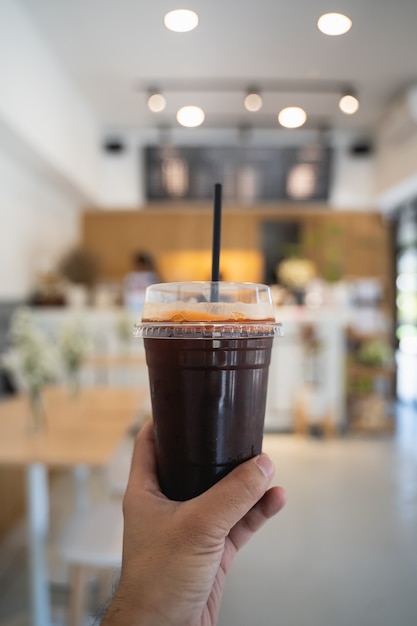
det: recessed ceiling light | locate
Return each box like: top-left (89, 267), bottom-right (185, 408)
top-left (176, 105), bottom-right (205, 127)
top-left (148, 93), bottom-right (166, 112)
top-left (164, 9), bottom-right (199, 32)
top-left (317, 12), bottom-right (352, 36)
top-left (278, 106), bottom-right (307, 129)
top-left (339, 94), bottom-right (359, 115)
top-left (244, 92), bottom-right (263, 112)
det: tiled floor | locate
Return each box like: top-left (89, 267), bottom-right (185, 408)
top-left (219, 414), bottom-right (417, 626)
top-left (1, 405), bottom-right (417, 626)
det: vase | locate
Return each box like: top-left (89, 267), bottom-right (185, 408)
top-left (65, 284), bottom-right (89, 308)
top-left (27, 389), bottom-right (47, 434)
top-left (68, 369), bottom-right (82, 400)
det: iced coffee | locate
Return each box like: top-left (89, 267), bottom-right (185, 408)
top-left (135, 282), bottom-right (282, 501)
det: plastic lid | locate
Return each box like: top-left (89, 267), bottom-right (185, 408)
top-left (133, 321), bottom-right (284, 339)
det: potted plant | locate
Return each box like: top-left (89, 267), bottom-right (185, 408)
top-left (59, 247), bottom-right (100, 307)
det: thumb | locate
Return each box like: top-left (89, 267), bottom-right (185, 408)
top-left (187, 454), bottom-right (276, 537)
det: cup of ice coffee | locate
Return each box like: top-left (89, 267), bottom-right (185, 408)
top-left (134, 281), bottom-right (283, 501)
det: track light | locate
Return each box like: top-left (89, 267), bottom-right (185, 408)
top-left (339, 91), bottom-right (359, 115)
top-left (244, 88), bottom-right (263, 112)
top-left (148, 90), bottom-right (166, 112)
top-left (176, 105), bottom-right (205, 127)
top-left (278, 106), bottom-right (307, 129)
top-left (140, 79), bottom-right (360, 129)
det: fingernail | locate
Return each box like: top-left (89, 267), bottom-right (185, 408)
top-left (255, 454), bottom-right (275, 480)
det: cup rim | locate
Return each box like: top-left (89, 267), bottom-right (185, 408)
top-left (147, 281), bottom-right (271, 289)
top-left (133, 321), bottom-right (284, 339)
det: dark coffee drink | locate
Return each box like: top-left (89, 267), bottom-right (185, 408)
top-left (135, 282), bottom-right (282, 501)
top-left (144, 331), bottom-right (273, 500)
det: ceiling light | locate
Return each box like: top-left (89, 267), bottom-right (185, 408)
top-left (164, 9), bottom-right (199, 32)
top-left (148, 92), bottom-right (166, 112)
top-left (317, 12), bottom-right (352, 36)
top-left (176, 105), bottom-right (205, 127)
top-left (278, 106), bottom-right (307, 129)
top-left (339, 93), bottom-right (359, 115)
top-left (244, 90), bottom-right (263, 112)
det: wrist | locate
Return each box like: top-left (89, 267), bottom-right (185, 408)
top-left (101, 587), bottom-right (172, 626)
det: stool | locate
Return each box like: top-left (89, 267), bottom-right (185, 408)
top-left (294, 384), bottom-right (337, 437)
top-left (60, 499), bottom-right (123, 626)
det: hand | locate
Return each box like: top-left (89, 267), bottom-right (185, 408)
top-left (102, 421), bottom-right (286, 626)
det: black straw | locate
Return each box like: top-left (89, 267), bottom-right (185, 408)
top-left (210, 183), bottom-right (222, 301)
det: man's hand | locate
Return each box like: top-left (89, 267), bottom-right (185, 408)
top-left (102, 421), bottom-right (286, 626)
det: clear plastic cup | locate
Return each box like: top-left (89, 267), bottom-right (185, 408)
top-left (134, 281), bottom-right (283, 500)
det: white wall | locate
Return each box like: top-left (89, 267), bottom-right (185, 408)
top-left (375, 133), bottom-right (417, 212)
top-left (97, 136), bottom-right (141, 208)
top-left (0, 145), bottom-right (81, 299)
top-left (329, 133), bottom-right (376, 210)
top-left (0, 0), bottom-right (103, 299)
top-left (373, 86), bottom-right (417, 211)
top-left (0, 0), bottom-right (99, 202)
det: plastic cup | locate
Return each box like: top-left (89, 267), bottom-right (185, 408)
top-left (134, 281), bottom-right (283, 501)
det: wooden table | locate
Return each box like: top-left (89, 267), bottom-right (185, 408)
top-left (83, 353), bottom-right (147, 386)
top-left (0, 386), bottom-right (148, 626)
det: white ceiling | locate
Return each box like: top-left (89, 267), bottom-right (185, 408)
top-left (21, 0), bottom-right (417, 138)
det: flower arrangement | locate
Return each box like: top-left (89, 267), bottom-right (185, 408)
top-left (277, 257), bottom-right (317, 290)
top-left (1, 308), bottom-right (58, 431)
top-left (115, 311), bottom-right (135, 346)
top-left (58, 318), bottom-right (90, 395)
top-left (3, 308), bottom-right (57, 393)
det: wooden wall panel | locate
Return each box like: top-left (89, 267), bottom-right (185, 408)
top-left (82, 205), bottom-right (392, 299)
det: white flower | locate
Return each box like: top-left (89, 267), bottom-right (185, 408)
top-left (58, 318), bottom-right (90, 373)
top-left (277, 258), bottom-right (316, 289)
top-left (2, 308), bottom-right (57, 393)
top-left (115, 311), bottom-right (134, 344)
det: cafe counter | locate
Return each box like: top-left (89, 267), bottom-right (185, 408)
top-left (29, 305), bottom-right (349, 432)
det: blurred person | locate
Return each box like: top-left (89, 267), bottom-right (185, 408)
top-left (123, 252), bottom-right (159, 315)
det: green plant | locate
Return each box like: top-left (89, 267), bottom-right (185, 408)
top-left (59, 247), bottom-right (100, 286)
top-left (357, 339), bottom-right (393, 368)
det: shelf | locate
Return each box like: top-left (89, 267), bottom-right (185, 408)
top-left (348, 364), bottom-right (395, 378)
top-left (345, 313), bottom-right (395, 434)
top-left (349, 418), bottom-right (395, 435)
